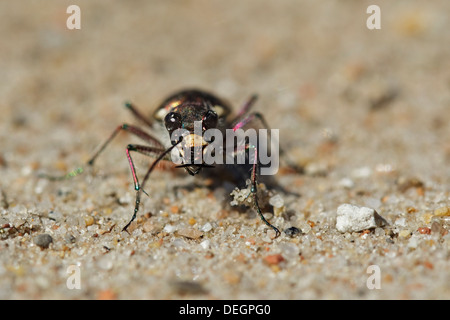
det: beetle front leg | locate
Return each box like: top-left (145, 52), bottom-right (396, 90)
top-left (123, 140), bottom-right (182, 232)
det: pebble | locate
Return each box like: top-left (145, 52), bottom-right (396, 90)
top-left (143, 221), bottom-right (153, 233)
top-left (97, 255), bottom-right (114, 271)
top-left (33, 234), bottom-right (53, 249)
top-left (417, 227), bottom-right (431, 235)
top-left (398, 230), bottom-right (411, 238)
top-left (163, 224), bottom-right (176, 233)
top-left (201, 222), bottom-right (213, 232)
top-left (394, 217), bottom-right (407, 228)
top-left (200, 239), bottom-right (210, 250)
top-left (298, 221), bottom-right (312, 234)
top-left (269, 195), bottom-right (285, 216)
top-left (264, 254), bottom-right (285, 265)
top-left (434, 206), bottom-right (450, 217)
top-left (64, 234), bottom-right (76, 244)
top-left (351, 166), bottom-right (372, 179)
top-left (84, 216), bottom-right (95, 227)
top-left (338, 177), bottom-right (355, 189)
top-left (336, 204), bottom-right (387, 233)
top-left (430, 221), bottom-right (446, 236)
top-left (284, 226), bottom-right (302, 237)
top-left (177, 228), bottom-right (203, 239)
top-left (143, 221), bottom-right (162, 234)
top-left (269, 195), bottom-right (284, 208)
top-left (266, 229), bottom-right (278, 240)
top-left (408, 236), bottom-right (419, 249)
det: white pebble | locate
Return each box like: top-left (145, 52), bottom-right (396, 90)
top-left (298, 221), bottom-right (312, 234)
top-left (351, 166), bottom-right (372, 179)
top-left (269, 195), bottom-right (284, 208)
top-left (336, 204), bottom-right (387, 233)
top-left (394, 217), bottom-right (406, 228)
top-left (338, 177), bottom-right (354, 189)
top-left (96, 255), bottom-right (113, 270)
top-left (163, 224), bottom-right (176, 233)
top-left (201, 222), bottom-right (213, 232)
top-left (200, 240), bottom-right (210, 250)
top-left (408, 235), bottom-right (419, 249)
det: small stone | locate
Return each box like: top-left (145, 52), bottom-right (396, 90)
top-left (338, 177), bottom-right (354, 189)
top-left (298, 221), bottom-right (312, 234)
top-left (199, 239), bottom-right (210, 250)
top-left (143, 221), bottom-right (153, 233)
top-left (394, 217), bottom-right (407, 228)
top-left (398, 230), bottom-right (411, 238)
top-left (264, 254), bottom-right (285, 265)
top-left (418, 227), bottom-right (431, 235)
top-left (229, 185), bottom-right (252, 206)
top-left (434, 206), bottom-right (450, 217)
top-left (421, 213), bottom-right (434, 224)
top-left (406, 207), bottom-right (417, 214)
top-left (351, 166), bottom-right (372, 179)
top-left (97, 255), bottom-right (113, 270)
top-left (284, 226), bottom-right (302, 237)
top-left (163, 224), bottom-right (176, 233)
top-left (267, 229), bottom-right (278, 239)
top-left (336, 204), bottom-right (387, 233)
top-left (269, 195), bottom-right (284, 208)
top-left (33, 234), bottom-right (53, 249)
top-left (430, 221), bottom-right (445, 236)
top-left (408, 235), bottom-right (419, 248)
top-left (177, 228), bottom-right (203, 239)
top-left (201, 222), bottom-right (213, 232)
top-left (84, 216), bottom-right (95, 227)
top-left (64, 234), bottom-right (76, 244)
top-left (273, 206), bottom-right (285, 217)
top-left (143, 221), bottom-right (162, 234)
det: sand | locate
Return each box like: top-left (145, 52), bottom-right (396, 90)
top-left (0, 0), bottom-right (449, 299)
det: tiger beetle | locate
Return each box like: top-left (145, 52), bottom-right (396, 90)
top-left (46, 89), bottom-right (284, 237)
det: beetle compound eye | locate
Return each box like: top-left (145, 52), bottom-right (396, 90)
top-left (164, 112), bottom-right (182, 132)
top-left (202, 110), bottom-right (218, 130)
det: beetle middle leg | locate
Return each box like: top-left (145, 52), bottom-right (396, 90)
top-left (87, 123), bottom-right (164, 166)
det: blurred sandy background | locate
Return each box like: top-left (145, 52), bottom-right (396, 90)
top-left (0, 0), bottom-right (449, 299)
